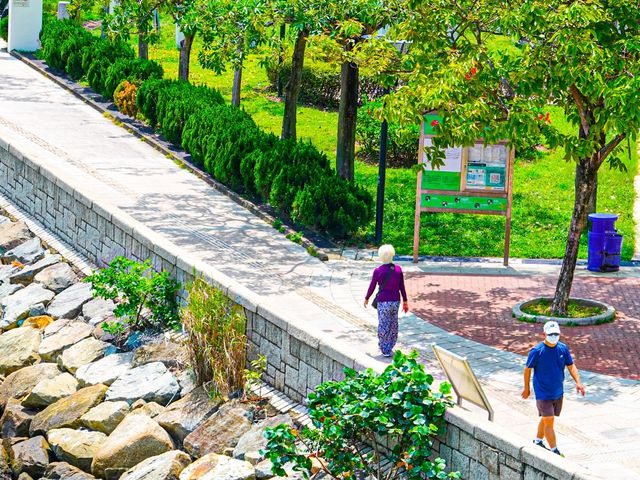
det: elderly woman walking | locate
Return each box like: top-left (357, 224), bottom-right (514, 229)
top-left (364, 244), bottom-right (408, 357)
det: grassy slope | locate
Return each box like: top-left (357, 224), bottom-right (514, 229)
top-left (148, 25), bottom-right (637, 259)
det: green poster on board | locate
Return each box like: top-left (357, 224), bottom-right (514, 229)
top-left (422, 171), bottom-right (461, 191)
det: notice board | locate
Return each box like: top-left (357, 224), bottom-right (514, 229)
top-left (413, 114), bottom-right (515, 265)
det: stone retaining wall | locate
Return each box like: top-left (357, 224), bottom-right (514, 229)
top-left (0, 138), bottom-right (598, 480)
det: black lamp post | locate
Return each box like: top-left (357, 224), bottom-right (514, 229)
top-left (375, 86), bottom-right (391, 244)
top-left (373, 38), bottom-right (411, 245)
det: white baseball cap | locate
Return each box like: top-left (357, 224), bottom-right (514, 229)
top-left (543, 321), bottom-right (561, 335)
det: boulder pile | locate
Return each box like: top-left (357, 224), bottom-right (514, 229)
top-left (0, 214), bottom-right (297, 480)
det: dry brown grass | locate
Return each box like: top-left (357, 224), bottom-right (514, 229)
top-left (181, 278), bottom-right (247, 399)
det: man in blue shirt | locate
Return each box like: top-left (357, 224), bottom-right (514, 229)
top-left (522, 321), bottom-right (585, 456)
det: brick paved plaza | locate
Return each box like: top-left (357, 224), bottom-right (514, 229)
top-left (406, 272), bottom-right (640, 380)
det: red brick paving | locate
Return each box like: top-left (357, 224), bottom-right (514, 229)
top-left (405, 272), bottom-right (640, 380)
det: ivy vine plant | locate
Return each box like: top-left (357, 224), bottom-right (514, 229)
top-left (263, 351), bottom-right (460, 480)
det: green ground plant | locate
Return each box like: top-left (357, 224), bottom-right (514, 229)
top-left (85, 256), bottom-right (180, 331)
top-left (263, 351), bottom-right (459, 480)
top-left (521, 299), bottom-right (605, 319)
top-left (181, 278), bottom-right (248, 400)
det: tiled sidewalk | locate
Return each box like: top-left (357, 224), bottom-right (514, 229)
top-left (405, 272), bottom-right (640, 380)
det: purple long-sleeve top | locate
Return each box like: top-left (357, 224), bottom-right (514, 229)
top-left (365, 264), bottom-right (407, 303)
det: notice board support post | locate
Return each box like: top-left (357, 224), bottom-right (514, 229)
top-left (413, 169), bottom-right (423, 263)
top-left (503, 149), bottom-right (515, 267)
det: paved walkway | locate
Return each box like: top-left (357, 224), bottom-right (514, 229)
top-left (1, 47), bottom-right (639, 479)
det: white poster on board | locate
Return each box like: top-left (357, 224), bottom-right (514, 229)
top-left (422, 137), bottom-right (463, 173)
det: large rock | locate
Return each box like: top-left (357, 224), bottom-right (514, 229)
top-left (76, 352), bottom-right (134, 387)
top-left (131, 342), bottom-right (187, 370)
top-left (0, 326), bottom-right (41, 375)
top-left (183, 401), bottom-right (252, 458)
top-left (0, 221), bottom-right (31, 253)
top-left (120, 450), bottom-right (191, 480)
top-left (155, 387), bottom-right (220, 445)
top-left (34, 263), bottom-right (78, 294)
top-left (2, 238), bottom-right (44, 265)
top-left (0, 281), bottom-right (22, 302)
top-left (29, 384), bottom-right (108, 436)
top-left (22, 373), bottom-right (79, 409)
top-left (0, 398), bottom-right (37, 437)
top-left (79, 401), bottom-right (129, 435)
top-left (91, 413), bottom-right (174, 478)
top-left (0, 444), bottom-right (11, 480)
top-left (9, 436), bottom-right (50, 478)
top-left (47, 428), bottom-right (107, 472)
top-left (44, 461), bottom-right (97, 479)
top-left (0, 363), bottom-right (60, 409)
top-left (0, 264), bottom-right (17, 283)
top-left (47, 283), bottom-right (94, 320)
top-left (22, 315), bottom-right (55, 330)
top-left (82, 298), bottom-right (116, 326)
top-left (233, 414), bottom-right (292, 461)
top-left (0, 284), bottom-right (55, 330)
top-left (178, 454), bottom-right (255, 480)
top-left (130, 401), bottom-right (165, 419)
top-left (38, 320), bottom-right (93, 362)
top-left (59, 338), bottom-right (116, 374)
top-left (10, 255), bottom-right (61, 286)
top-left (106, 362), bottom-right (180, 405)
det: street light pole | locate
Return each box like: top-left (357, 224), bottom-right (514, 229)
top-left (375, 87), bottom-right (391, 245)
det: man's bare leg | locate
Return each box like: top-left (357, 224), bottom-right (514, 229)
top-left (541, 416), bottom-right (556, 449)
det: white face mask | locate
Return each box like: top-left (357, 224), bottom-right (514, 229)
top-left (546, 334), bottom-right (560, 345)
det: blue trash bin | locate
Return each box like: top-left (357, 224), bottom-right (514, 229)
top-left (588, 213), bottom-right (619, 233)
top-left (587, 213), bottom-right (623, 272)
top-left (602, 233), bottom-right (623, 272)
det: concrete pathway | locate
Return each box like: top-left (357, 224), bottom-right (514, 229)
top-left (1, 48), bottom-right (639, 479)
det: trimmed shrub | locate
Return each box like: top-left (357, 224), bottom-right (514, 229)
top-left (0, 16), bottom-right (8, 41)
top-left (293, 174), bottom-right (374, 237)
top-left (356, 99), bottom-right (420, 168)
top-left (60, 29), bottom-right (94, 79)
top-left (114, 80), bottom-right (139, 118)
top-left (143, 80), bottom-right (225, 144)
top-left (40, 19), bottom-right (84, 71)
top-left (136, 78), bottom-right (169, 127)
top-left (268, 141), bottom-right (331, 212)
top-left (268, 60), bottom-right (385, 110)
top-left (103, 57), bottom-right (163, 100)
top-left (82, 39), bottom-right (134, 96)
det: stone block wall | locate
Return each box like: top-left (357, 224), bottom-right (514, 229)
top-left (0, 138), bottom-right (598, 480)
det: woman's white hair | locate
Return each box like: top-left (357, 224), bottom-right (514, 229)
top-left (378, 244), bottom-right (395, 264)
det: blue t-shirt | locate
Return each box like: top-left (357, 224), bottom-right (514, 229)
top-left (525, 341), bottom-right (574, 401)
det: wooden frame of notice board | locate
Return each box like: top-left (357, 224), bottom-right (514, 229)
top-left (413, 115), bottom-right (515, 266)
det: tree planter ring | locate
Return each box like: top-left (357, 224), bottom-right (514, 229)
top-left (512, 297), bottom-right (615, 326)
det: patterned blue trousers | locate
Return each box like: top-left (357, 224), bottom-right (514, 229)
top-left (377, 301), bottom-right (400, 356)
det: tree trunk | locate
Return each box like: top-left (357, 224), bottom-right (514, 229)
top-left (576, 164), bottom-right (597, 216)
top-left (178, 33), bottom-right (194, 82)
top-left (281, 28), bottom-right (309, 141)
top-left (138, 34), bottom-right (148, 60)
top-left (231, 37), bottom-right (244, 107)
top-left (232, 66), bottom-right (243, 107)
top-left (336, 60), bottom-right (359, 181)
top-left (551, 159), bottom-right (598, 315)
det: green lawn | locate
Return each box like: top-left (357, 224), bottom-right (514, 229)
top-left (147, 24), bottom-right (637, 259)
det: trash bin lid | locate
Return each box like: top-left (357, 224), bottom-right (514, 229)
top-left (588, 213), bottom-right (619, 221)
